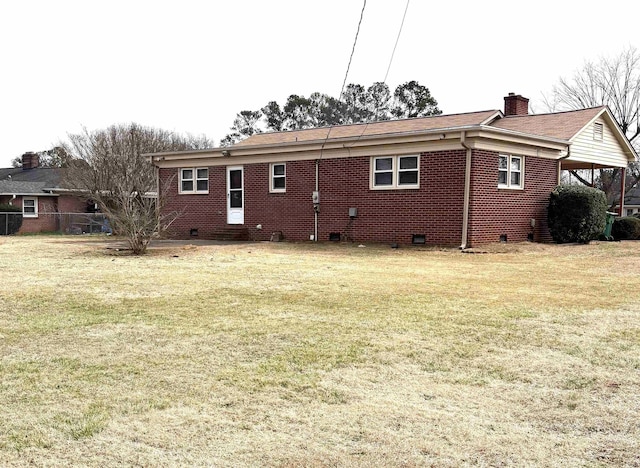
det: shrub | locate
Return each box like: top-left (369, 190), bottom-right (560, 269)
top-left (0, 203), bottom-right (23, 235)
top-left (547, 185), bottom-right (607, 243)
top-left (612, 216), bottom-right (640, 240)
top-left (633, 212), bottom-right (640, 220)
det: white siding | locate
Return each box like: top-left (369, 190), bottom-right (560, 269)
top-left (567, 116), bottom-right (630, 167)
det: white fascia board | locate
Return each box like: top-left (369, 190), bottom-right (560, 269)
top-left (148, 123), bottom-right (574, 168)
top-left (0, 192), bottom-right (59, 197)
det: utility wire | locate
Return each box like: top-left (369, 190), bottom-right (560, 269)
top-left (321, 0), bottom-right (367, 157)
top-left (339, 0), bottom-right (367, 101)
top-left (349, 0), bottom-right (411, 147)
top-left (383, 0), bottom-right (410, 84)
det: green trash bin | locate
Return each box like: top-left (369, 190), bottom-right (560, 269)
top-left (602, 211), bottom-right (616, 241)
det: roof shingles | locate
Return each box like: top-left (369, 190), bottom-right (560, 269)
top-left (236, 110), bottom-right (501, 146)
top-left (489, 107), bottom-right (605, 140)
top-left (0, 167), bottom-right (63, 195)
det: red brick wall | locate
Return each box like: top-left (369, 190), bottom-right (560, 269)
top-left (160, 150), bottom-right (560, 246)
top-left (245, 161), bottom-right (316, 241)
top-left (160, 166), bottom-right (226, 239)
top-left (0, 195), bottom-right (92, 233)
top-left (160, 150), bottom-right (467, 245)
top-left (317, 151), bottom-right (465, 244)
top-left (57, 195), bottom-right (88, 213)
top-left (468, 150), bottom-right (557, 245)
top-left (6, 196), bottom-right (59, 233)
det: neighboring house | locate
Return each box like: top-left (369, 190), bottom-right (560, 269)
top-left (0, 153), bottom-right (89, 233)
top-left (623, 187), bottom-right (640, 216)
top-left (149, 93), bottom-right (637, 247)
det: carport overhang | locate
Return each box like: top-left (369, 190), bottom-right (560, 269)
top-left (560, 155), bottom-right (635, 216)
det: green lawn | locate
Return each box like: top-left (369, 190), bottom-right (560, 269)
top-left (1, 236), bottom-right (639, 466)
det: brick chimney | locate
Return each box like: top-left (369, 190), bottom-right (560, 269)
top-left (504, 93), bottom-right (529, 116)
top-left (21, 152), bottom-right (40, 170)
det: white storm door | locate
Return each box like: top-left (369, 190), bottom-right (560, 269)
top-left (227, 166), bottom-right (244, 224)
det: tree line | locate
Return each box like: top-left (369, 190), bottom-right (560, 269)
top-left (220, 80), bottom-right (441, 146)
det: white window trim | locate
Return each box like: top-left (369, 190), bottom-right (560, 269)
top-left (179, 167), bottom-right (209, 194)
top-left (270, 163), bottom-right (286, 193)
top-left (370, 155), bottom-right (420, 190)
top-left (23, 197), bottom-right (38, 218)
top-left (498, 154), bottom-right (525, 190)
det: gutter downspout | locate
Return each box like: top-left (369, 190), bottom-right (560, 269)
top-left (314, 159), bottom-right (319, 242)
top-left (558, 145), bottom-right (571, 185)
top-left (155, 163), bottom-right (161, 234)
top-left (460, 132), bottom-right (471, 249)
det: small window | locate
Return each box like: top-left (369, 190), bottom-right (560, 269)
top-left (371, 155), bottom-right (419, 189)
top-left (23, 197), bottom-right (38, 218)
top-left (593, 122), bottom-right (604, 141)
top-left (498, 155), bottom-right (524, 189)
top-left (180, 167), bottom-right (208, 194)
top-left (270, 163), bottom-right (286, 192)
top-left (374, 157), bottom-right (393, 186)
top-left (398, 156), bottom-right (419, 186)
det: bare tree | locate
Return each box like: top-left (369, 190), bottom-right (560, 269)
top-left (63, 124), bottom-right (213, 254)
top-left (547, 46), bottom-right (640, 201)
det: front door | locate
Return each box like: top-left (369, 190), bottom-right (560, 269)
top-left (227, 166), bottom-right (244, 224)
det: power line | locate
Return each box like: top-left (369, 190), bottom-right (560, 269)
top-left (339, 0), bottom-right (367, 101)
top-left (350, 0), bottom-right (411, 147)
top-left (320, 0), bottom-right (368, 158)
top-left (383, 0), bottom-right (410, 84)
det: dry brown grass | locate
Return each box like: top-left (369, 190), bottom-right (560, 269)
top-left (1, 236), bottom-right (639, 466)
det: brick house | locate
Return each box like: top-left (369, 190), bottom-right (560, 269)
top-left (149, 93), bottom-right (637, 247)
top-left (0, 153), bottom-right (90, 233)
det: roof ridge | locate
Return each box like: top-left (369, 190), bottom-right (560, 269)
top-left (501, 106), bottom-right (605, 119)
top-left (241, 109), bottom-right (501, 139)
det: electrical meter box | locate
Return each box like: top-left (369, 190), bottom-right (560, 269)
top-left (312, 191), bottom-right (320, 204)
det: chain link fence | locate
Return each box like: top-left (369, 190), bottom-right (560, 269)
top-left (0, 212), bottom-right (112, 235)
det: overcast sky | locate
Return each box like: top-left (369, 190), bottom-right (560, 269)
top-left (0, 0), bottom-right (637, 167)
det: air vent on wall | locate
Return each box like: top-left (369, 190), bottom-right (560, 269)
top-left (593, 122), bottom-right (604, 141)
top-left (412, 234), bottom-right (426, 244)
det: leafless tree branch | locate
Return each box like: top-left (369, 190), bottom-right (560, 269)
top-left (62, 124), bottom-right (213, 254)
top-left (549, 46), bottom-right (640, 201)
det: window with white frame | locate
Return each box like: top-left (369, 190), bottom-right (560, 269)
top-left (270, 163), bottom-right (286, 192)
top-left (498, 154), bottom-right (524, 189)
top-left (22, 197), bottom-right (37, 217)
top-left (371, 155), bottom-right (419, 189)
top-left (180, 167), bottom-right (209, 194)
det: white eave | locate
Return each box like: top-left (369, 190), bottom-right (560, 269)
top-left (0, 191), bottom-right (59, 196)
top-left (146, 121), bottom-right (572, 166)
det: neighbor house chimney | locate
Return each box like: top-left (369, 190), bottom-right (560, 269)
top-left (21, 152), bottom-right (40, 170)
top-left (504, 93), bottom-right (529, 116)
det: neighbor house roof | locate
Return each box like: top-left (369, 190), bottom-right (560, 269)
top-left (624, 186), bottom-right (640, 206)
top-left (0, 167), bottom-right (63, 195)
top-left (235, 110), bottom-right (502, 146)
top-left (489, 107), bottom-right (605, 140)
top-left (0, 180), bottom-right (56, 196)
